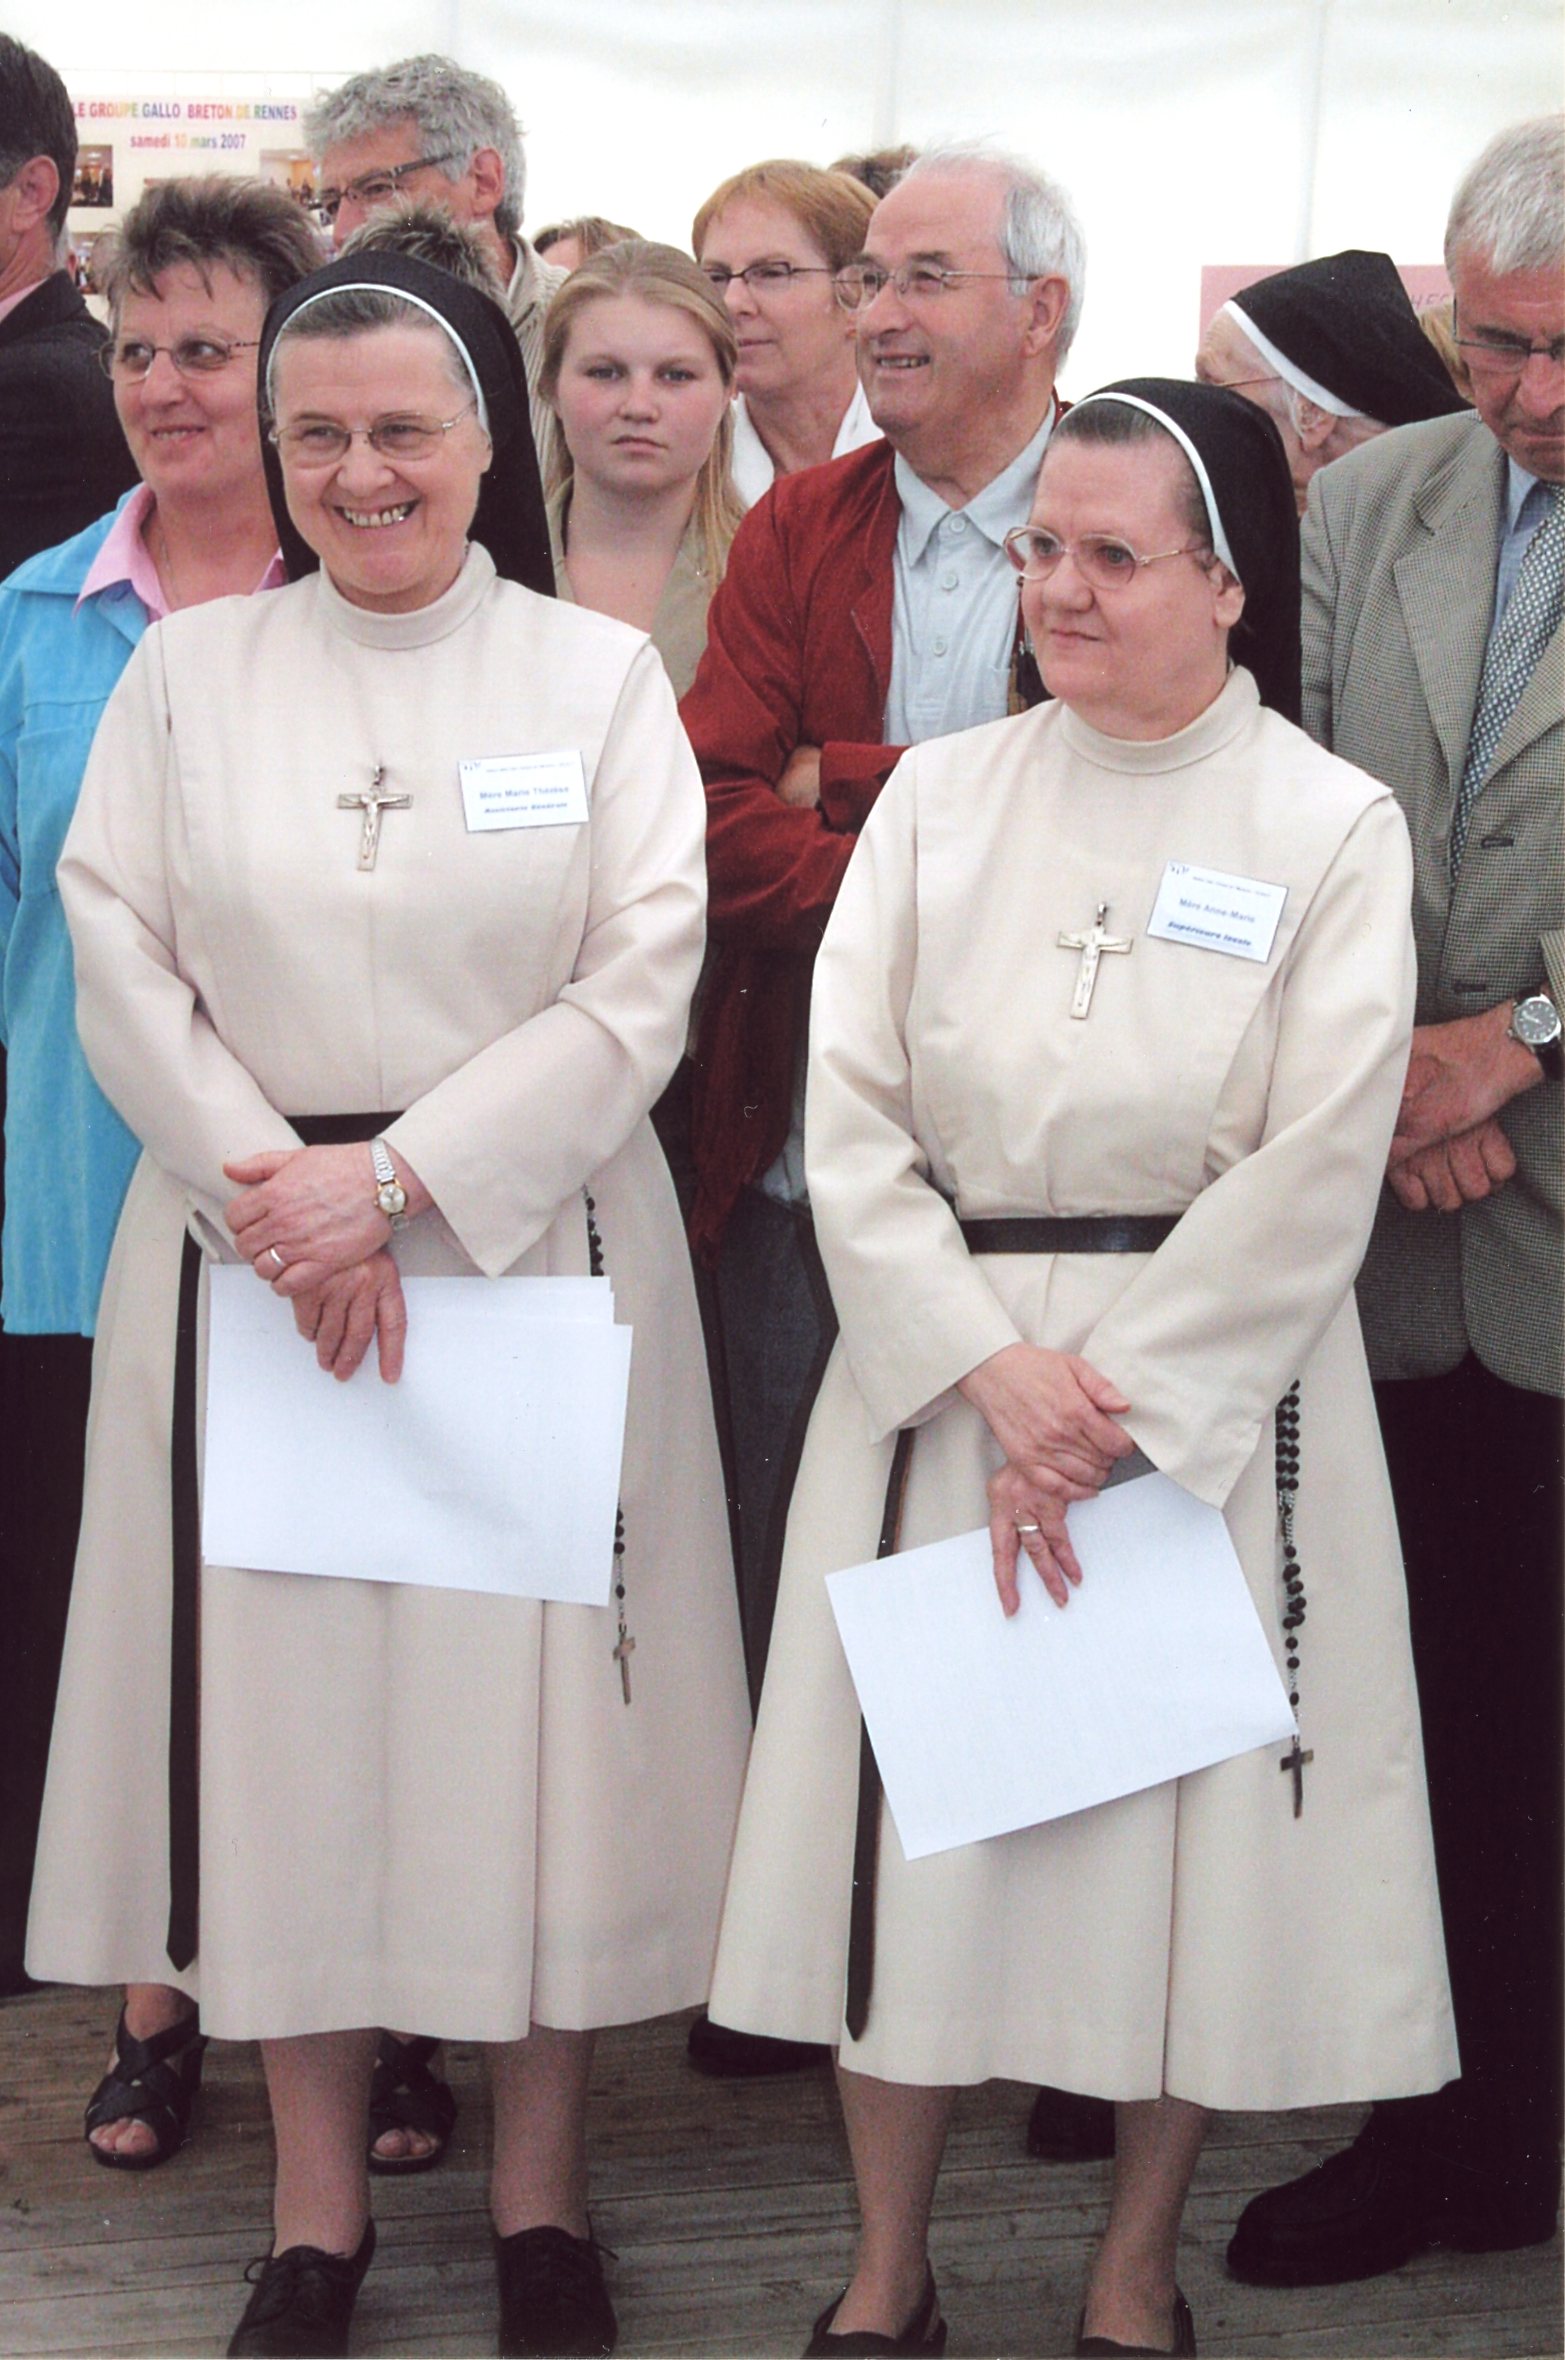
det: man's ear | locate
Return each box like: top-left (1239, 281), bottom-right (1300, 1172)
top-left (465, 145), bottom-right (506, 227)
top-left (1292, 395), bottom-right (1338, 453)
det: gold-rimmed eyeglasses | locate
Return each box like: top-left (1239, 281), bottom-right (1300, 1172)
top-left (1003, 526), bottom-right (1214, 592)
top-left (269, 403), bottom-right (479, 466)
top-left (832, 261), bottom-right (1024, 313)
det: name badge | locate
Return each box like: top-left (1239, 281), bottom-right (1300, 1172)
top-left (459, 750), bottom-right (588, 832)
top-left (1146, 861), bottom-right (1288, 963)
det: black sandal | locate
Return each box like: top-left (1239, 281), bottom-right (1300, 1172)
top-left (84, 2004), bottom-right (207, 2170)
top-left (366, 2032), bottom-right (457, 2175)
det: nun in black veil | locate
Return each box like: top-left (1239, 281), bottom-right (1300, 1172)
top-left (701, 381), bottom-right (1456, 2358)
top-left (31, 250), bottom-right (749, 2356)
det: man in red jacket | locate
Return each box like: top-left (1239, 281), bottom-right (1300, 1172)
top-left (681, 142), bottom-right (1081, 1774)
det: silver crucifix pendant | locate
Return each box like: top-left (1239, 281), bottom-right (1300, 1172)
top-left (338, 764), bottom-right (412, 871)
top-left (1058, 901), bottom-right (1132, 1019)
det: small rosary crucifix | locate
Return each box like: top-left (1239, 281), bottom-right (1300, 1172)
top-left (1280, 1734), bottom-right (1314, 1818)
top-left (1058, 901), bottom-right (1132, 1019)
top-left (613, 1630), bottom-right (636, 1704)
top-left (338, 764), bottom-right (411, 871)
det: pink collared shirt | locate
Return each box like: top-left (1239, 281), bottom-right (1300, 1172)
top-left (76, 483), bottom-right (286, 621)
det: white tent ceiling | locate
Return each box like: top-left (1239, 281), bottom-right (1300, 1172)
top-left (18, 0), bottom-right (1562, 390)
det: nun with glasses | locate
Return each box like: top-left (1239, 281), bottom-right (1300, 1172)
top-left (705, 380), bottom-right (1456, 2358)
top-left (28, 250), bottom-right (749, 2358)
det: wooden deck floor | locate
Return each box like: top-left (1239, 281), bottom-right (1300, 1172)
top-left (1, 1984), bottom-right (1558, 2360)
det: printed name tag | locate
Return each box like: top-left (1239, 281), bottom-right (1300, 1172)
top-left (1146, 861), bottom-right (1288, 963)
top-left (459, 750), bottom-right (588, 832)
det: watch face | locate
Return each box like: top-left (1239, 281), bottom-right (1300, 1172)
top-left (1513, 996), bottom-right (1562, 1051)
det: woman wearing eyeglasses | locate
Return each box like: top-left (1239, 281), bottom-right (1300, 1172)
top-left (0, 174), bottom-right (319, 2169)
top-left (693, 160), bottom-right (878, 505)
top-left (705, 381), bottom-right (1455, 2357)
top-left (29, 248), bottom-right (749, 2357)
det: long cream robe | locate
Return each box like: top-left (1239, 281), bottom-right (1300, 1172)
top-left (708, 669), bottom-right (1458, 2109)
top-left (28, 547), bottom-right (750, 2042)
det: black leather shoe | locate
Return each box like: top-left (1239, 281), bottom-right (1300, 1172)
top-left (1026, 2084), bottom-right (1115, 2162)
top-left (1227, 2122), bottom-right (1559, 2287)
top-left (1075, 2287), bottom-right (1195, 2356)
top-left (227, 2220), bottom-right (375, 2357)
top-left (686, 2009), bottom-right (829, 2078)
top-left (803, 2267), bottom-right (947, 2356)
top-left (495, 2224), bottom-right (616, 2357)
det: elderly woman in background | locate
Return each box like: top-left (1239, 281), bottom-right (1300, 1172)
top-left (693, 160), bottom-right (877, 504)
top-left (706, 382), bottom-right (1455, 2355)
top-left (541, 238), bottom-right (742, 697)
top-left (27, 249), bottom-right (749, 2359)
top-left (0, 174), bottom-right (319, 2168)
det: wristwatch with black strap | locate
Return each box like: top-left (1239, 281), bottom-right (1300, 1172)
top-left (1507, 991), bottom-right (1564, 1081)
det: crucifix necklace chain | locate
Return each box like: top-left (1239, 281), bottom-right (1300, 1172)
top-left (1058, 901), bottom-right (1132, 1019)
top-left (338, 764), bottom-right (412, 871)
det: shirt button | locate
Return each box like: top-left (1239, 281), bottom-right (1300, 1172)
top-left (941, 569), bottom-right (960, 591)
top-left (933, 636), bottom-right (949, 656)
top-left (950, 516), bottom-right (968, 533)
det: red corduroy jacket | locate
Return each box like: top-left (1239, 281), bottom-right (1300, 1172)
top-left (680, 441), bottom-right (906, 1259)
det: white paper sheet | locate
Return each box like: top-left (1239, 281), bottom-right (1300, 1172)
top-left (202, 1268), bottom-right (631, 1603)
top-left (826, 1471), bottom-right (1295, 1860)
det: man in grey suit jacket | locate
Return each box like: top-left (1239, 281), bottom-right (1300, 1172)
top-left (1230, 114), bottom-right (1563, 2287)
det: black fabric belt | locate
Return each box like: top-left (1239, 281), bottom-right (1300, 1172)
top-left (959, 1214), bottom-right (1180, 1255)
top-left (165, 1112), bottom-right (402, 1972)
top-left (841, 1207), bottom-right (1182, 2037)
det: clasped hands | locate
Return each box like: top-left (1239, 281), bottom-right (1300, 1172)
top-left (224, 1142), bottom-right (424, 1384)
top-left (958, 1341), bottom-right (1133, 1618)
top-left (1385, 1006), bottom-right (1540, 1213)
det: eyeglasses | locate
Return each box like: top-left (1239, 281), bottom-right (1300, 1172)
top-left (311, 151), bottom-right (459, 227)
top-left (99, 333), bottom-right (260, 381)
top-left (269, 403), bottom-right (479, 466)
top-left (1452, 329), bottom-right (1565, 379)
top-left (833, 261), bottom-right (1024, 313)
top-left (1003, 526), bottom-right (1214, 592)
top-left (701, 260), bottom-right (833, 295)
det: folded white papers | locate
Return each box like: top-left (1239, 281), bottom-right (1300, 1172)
top-left (826, 1471), bottom-right (1295, 1860)
top-left (202, 1268), bottom-right (631, 1603)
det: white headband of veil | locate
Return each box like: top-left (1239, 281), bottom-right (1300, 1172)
top-left (265, 281), bottom-right (491, 434)
top-left (1069, 389), bottom-right (1240, 578)
top-left (1220, 299), bottom-right (1367, 419)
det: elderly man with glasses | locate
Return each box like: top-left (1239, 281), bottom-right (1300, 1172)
top-left (1226, 112), bottom-right (1564, 2289)
top-left (302, 53), bottom-right (564, 471)
top-left (678, 149), bottom-right (1080, 2087)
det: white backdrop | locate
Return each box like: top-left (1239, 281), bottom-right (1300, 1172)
top-left (16, 0), bottom-right (1562, 391)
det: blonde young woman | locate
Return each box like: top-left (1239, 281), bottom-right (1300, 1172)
top-left (540, 238), bottom-right (743, 697)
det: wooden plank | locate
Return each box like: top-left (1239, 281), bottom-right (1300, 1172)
top-left (0, 1987), bottom-right (1558, 2358)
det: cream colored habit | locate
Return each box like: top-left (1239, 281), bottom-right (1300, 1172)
top-left (30, 548), bottom-right (751, 2043)
top-left (710, 670), bottom-right (1459, 2109)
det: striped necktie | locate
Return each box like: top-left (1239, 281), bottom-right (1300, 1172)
top-left (1450, 482), bottom-right (1564, 877)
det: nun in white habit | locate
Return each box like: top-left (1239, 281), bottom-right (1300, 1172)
top-left (706, 380), bottom-right (1455, 2358)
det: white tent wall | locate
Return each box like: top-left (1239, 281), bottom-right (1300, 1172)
top-left (20, 0), bottom-right (1562, 391)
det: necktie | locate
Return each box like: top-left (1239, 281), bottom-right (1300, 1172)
top-left (1451, 482), bottom-right (1564, 877)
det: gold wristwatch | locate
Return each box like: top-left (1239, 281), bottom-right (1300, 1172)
top-left (370, 1137), bottom-right (409, 1230)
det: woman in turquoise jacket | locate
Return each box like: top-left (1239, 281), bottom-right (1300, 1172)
top-left (0, 172), bottom-right (317, 2158)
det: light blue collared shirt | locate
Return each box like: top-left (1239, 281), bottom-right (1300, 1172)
top-left (884, 408), bottom-right (1055, 746)
top-left (1493, 458), bottom-right (1550, 634)
top-left (759, 408), bottom-right (1056, 1208)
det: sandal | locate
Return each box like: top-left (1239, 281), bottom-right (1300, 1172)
top-left (366, 2031), bottom-right (457, 2176)
top-left (84, 2003), bottom-right (207, 2170)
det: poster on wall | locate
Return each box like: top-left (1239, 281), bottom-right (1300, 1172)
top-left (67, 96), bottom-right (317, 283)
